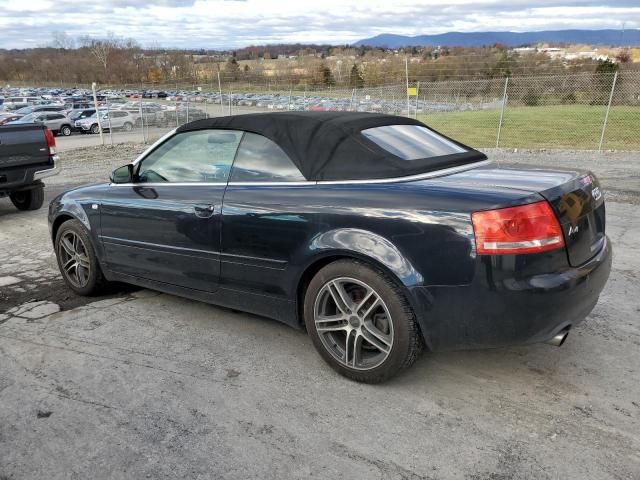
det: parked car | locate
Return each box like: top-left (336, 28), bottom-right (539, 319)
top-left (68, 108), bottom-right (96, 131)
top-left (49, 112), bottom-right (611, 383)
top-left (75, 110), bottom-right (135, 134)
top-left (0, 113), bottom-right (22, 126)
top-left (13, 104), bottom-right (66, 117)
top-left (0, 124), bottom-right (59, 211)
top-left (2, 96), bottom-right (41, 107)
top-left (10, 112), bottom-right (73, 136)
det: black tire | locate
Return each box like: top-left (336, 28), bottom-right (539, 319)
top-left (304, 259), bottom-right (423, 383)
top-left (9, 185), bottom-right (44, 211)
top-left (60, 125), bottom-right (72, 136)
top-left (54, 219), bottom-right (108, 296)
top-left (90, 124), bottom-right (100, 134)
top-left (123, 122), bottom-right (133, 131)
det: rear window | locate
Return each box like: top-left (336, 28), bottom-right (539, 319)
top-left (361, 125), bottom-right (467, 160)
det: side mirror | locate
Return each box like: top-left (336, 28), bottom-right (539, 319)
top-left (110, 164), bottom-right (134, 184)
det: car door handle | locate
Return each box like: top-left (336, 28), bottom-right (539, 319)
top-left (194, 204), bottom-right (216, 218)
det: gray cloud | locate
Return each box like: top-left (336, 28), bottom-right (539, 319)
top-left (0, 0), bottom-right (637, 49)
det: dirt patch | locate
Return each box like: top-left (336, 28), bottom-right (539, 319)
top-left (0, 276), bottom-right (139, 316)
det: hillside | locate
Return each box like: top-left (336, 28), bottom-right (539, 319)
top-left (354, 29), bottom-right (640, 48)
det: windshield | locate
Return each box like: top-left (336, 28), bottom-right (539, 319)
top-left (15, 106), bottom-right (34, 115)
top-left (361, 125), bottom-right (467, 160)
top-left (17, 113), bottom-right (39, 122)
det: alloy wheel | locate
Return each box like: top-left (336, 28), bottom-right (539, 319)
top-left (58, 231), bottom-right (91, 288)
top-left (313, 277), bottom-right (394, 370)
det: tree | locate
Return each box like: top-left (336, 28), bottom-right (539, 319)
top-left (349, 63), bottom-right (364, 88)
top-left (313, 62), bottom-right (335, 87)
top-left (615, 50), bottom-right (631, 64)
top-left (51, 31), bottom-right (75, 50)
top-left (593, 59), bottom-right (619, 104)
top-left (224, 57), bottom-right (241, 80)
top-left (80, 34), bottom-right (118, 77)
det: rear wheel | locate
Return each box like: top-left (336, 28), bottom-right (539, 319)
top-left (304, 259), bottom-right (423, 383)
top-left (60, 125), bottom-right (72, 136)
top-left (55, 219), bottom-right (109, 296)
top-left (123, 122), bottom-right (133, 131)
top-left (10, 185), bottom-right (44, 211)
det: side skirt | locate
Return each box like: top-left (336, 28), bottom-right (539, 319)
top-left (103, 270), bottom-right (301, 329)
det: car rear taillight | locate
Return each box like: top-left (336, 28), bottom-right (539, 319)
top-left (44, 128), bottom-right (56, 155)
top-left (471, 201), bottom-right (565, 255)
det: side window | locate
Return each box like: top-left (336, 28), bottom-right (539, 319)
top-left (230, 132), bottom-right (305, 182)
top-left (137, 130), bottom-right (242, 183)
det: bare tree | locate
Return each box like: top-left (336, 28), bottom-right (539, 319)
top-left (51, 31), bottom-right (75, 50)
top-left (80, 33), bottom-right (119, 79)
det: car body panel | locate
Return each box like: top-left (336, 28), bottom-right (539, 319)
top-left (99, 183), bottom-right (227, 292)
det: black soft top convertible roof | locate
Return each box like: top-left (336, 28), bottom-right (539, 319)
top-left (177, 111), bottom-right (487, 181)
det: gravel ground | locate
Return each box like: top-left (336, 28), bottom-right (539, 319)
top-left (0, 144), bottom-right (638, 479)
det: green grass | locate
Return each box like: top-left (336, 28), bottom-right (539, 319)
top-left (419, 105), bottom-right (640, 150)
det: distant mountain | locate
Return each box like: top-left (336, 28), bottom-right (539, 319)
top-left (353, 30), bottom-right (640, 48)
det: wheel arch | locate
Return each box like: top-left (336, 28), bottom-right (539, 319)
top-left (296, 250), bottom-right (431, 352)
top-left (51, 206), bottom-right (93, 243)
top-left (51, 213), bottom-right (78, 242)
top-left (295, 249), bottom-right (418, 327)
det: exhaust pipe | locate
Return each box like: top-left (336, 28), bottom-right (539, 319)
top-left (547, 329), bottom-right (569, 347)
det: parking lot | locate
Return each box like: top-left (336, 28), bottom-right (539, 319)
top-left (1, 144), bottom-right (639, 479)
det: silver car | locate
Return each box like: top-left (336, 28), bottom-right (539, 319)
top-left (75, 110), bottom-right (135, 134)
top-left (10, 112), bottom-right (73, 136)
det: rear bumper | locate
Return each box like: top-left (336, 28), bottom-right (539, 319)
top-left (0, 156), bottom-right (58, 193)
top-left (409, 236), bottom-right (612, 351)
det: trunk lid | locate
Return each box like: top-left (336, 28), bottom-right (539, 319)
top-left (438, 166), bottom-right (606, 266)
top-left (538, 171), bottom-right (606, 267)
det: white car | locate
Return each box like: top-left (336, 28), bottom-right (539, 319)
top-left (75, 110), bottom-right (135, 134)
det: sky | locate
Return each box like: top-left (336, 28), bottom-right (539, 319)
top-left (0, 0), bottom-right (638, 50)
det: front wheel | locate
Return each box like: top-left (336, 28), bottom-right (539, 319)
top-left (90, 124), bottom-right (100, 134)
top-left (10, 185), bottom-right (44, 211)
top-left (304, 259), bottom-right (423, 383)
top-left (54, 219), bottom-right (108, 296)
top-left (60, 125), bottom-right (72, 136)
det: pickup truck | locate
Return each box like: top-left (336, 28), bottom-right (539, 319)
top-left (0, 124), bottom-right (59, 211)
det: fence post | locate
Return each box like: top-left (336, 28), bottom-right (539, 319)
top-left (91, 82), bottom-right (104, 146)
top-left (496, 76), bottom-right (509, 148)
top-left (303, 84), bottom-right (307, 111)
top-left (139, 98), bottom-right (145, 143)
top-left (349, 88), bottom-right (355, 111)
top-left (405, 56), bottom-right (410, 116)
top-left (414, 81), bottom-right (420, 119)
top-left (186, 97), bottom-right (190, 123)
top-left (105, 98), bottom-right (113, 146)
top-left (288, 85), bottom-right (293, 111)
top-left (217, 71), bottom-right (223, 116)
top-left (599, 71), bottom-right (618, 152)
top-left (228, 92), bottom-right (232, 116)
top-left (175, 97), bottom-right (179, 128)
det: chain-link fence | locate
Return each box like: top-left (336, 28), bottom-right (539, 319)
top-left (79, 71), bottom-right (640, 151)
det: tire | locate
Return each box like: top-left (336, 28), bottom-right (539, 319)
top-left (123, 122), bottom-right (133, 131)
top-left (90, 124), bottom-right (100, 134)
top-left (60, 125), bottom-right (72, 136)
top-left (54, 219), bottom-right (108, 296)
top-left (10, 185), bottom-right (44, 211)
top-left (304, 259), bottom-right (423, 383)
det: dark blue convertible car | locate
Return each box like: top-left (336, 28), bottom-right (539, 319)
top-left (49, 112), bottom-right (611, 382)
